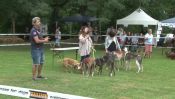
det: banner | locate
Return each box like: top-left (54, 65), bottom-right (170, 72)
top-left (0, 85), bottom-right (93, 99)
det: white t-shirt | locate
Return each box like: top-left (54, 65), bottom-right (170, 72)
top-left (144, 33), bottom-right (153, 45)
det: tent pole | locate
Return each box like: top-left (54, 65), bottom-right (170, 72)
top-left (116, 20), bottom-right (117, 30)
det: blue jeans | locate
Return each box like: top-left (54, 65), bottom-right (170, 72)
top-left (55, 38), bottom-right (60, 46)
top-left (31, 48), bottom-right (44, 65)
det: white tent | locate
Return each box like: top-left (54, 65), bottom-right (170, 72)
top-left (116, 8), bottom-right (159, 27)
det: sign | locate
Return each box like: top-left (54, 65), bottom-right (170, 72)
top-left (0, 85), bottom-right (93, 99)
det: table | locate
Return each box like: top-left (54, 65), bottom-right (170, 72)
top-left (50, 47), bottom-right (79, 67)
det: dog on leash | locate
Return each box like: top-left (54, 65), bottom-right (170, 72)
top-left (123, 47), bottom-right (143, 73)
top-left (105, 52), bottom-right (116, 77)
top-left (63, 58), bottom-right (81, 72)
top-left (95, 55), bottom-right (108, 75)
top-left (82, 57), bottom-right (96, 77)
top-left (115, 49), bottom-right (126, 71)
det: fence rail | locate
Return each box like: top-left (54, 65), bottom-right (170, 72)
top-left (0, 33), bottom-right (174, 48)
top-left (0, 33), bottom-right (172, 38)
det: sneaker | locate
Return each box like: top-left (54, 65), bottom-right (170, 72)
top-left (37, 76), bottom-right (48, 79)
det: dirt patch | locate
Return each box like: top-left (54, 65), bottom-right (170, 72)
top-left (0, 36), bottom-right (25, 44)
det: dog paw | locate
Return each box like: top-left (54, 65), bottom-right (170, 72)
top-left (136, 71), bottom-right (140, 73)
top-left (91, 73), bottom-right (94, 77)
top-left (110, 73), bottom-right (113, 77)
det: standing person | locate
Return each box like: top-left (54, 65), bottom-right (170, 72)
top-left (171, 33), bottom-right (175, 52)
top-left (105, 28), bottom-right (121, 53)
top-left (131, 33), bottom-right (139, 53)
top-left (55, 26), bottom-right (61, 47)
top-left (79, 26), bottom-right (93, 62)
top-left (30, 17), bottom-right (49, 80)
top-left (144, 29), bottom-right (153, 58)
top-left (120, 31), bottom-right (127, 48)
top-left (138, 33), bottom-right (144, 46)
top-left (117, 27), bottom-right (123, 45)
top-left (125, 32), bottom-right (132, 51)
top-left (93, 26), bottom-right (99, 43)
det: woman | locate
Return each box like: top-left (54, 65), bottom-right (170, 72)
top-left (105, 28), bottom-right (121, 53)
top-left (105, 28), bottom-right (121, 76)
top-left (144, 29), bottom-right (153, 58)
top-left (79, 26), bottom-right (93, 62)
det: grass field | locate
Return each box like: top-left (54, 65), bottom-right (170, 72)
top-left (0, 45), bottom-right (175, 99)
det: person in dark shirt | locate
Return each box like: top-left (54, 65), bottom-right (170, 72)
top-left (30, 17), bottom-right (49, 80)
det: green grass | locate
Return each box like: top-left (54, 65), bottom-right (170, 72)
top-left (0, 45), bottom-right (175, 99)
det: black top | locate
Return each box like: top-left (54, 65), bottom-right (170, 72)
top-left (107, 41), bottom-right (117, 52)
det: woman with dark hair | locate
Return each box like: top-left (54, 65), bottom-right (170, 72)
top-left (105, 28), bottom-right (121, 53)
top-left (78, 26), bottom-right (93, 62)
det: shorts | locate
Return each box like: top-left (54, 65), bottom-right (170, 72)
top-left (31, 48), bottom-right (44, 65)
top-left (145, 44), bottom-right (152, 53)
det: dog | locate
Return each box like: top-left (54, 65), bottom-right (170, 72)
top-left (123, 47), bottom-right (143, 73)
top-left (105, 52), bottom-right (116, 77)
top-left (82, 57), bottom-right (96, 77)
top-left (115, 48), bottom-right (127, 71)
top-left (63, 58), bottom-right (81, 72)
top-left (95, 55), bottom-right (108, 75)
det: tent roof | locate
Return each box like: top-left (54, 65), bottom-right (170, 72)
top-left (161, 17), bottom-right (175, 28)
top-left (117, 8), bottom-right (159, 27)
top-left (161, 17), bottom-right (175, 23)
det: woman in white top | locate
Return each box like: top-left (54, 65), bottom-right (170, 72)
top-left (79, 26), bottom-right (93, 62)
top-left (105, 28), bottom-right (121, 53)
top-left (144, 29), bottom-right (153, 58)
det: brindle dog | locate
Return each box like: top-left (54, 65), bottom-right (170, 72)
top-left (105, 52), bottom-right (116, 77)
top-left (95, 55), bottom-right (108, 75)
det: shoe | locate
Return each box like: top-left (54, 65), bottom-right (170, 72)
top-left (37, 76), bottom-right (48, 79)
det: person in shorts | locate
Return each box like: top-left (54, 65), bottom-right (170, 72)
top-left (30, 17), bottom-right (49, 80)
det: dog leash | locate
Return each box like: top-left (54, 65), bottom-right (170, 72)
top-left (92, 47), bottom-right (96, 58)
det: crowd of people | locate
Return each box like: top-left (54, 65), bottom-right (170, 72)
top-left (105, 26), bottom-right (154, 58)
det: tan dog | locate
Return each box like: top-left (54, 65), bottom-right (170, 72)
top-left (63, 58), bottom-right (81, 72)
top-left (115, 50), bottom-right (126, 71)
top-left (82, 57), bottom-right (96, 77)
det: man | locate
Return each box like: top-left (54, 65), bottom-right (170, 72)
top-left (30, 17), bottom-right (49, 80)
top-left (55, 26), bottom-right (61, 47)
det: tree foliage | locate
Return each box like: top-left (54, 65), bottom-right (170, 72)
top-left (0, 0), bottom-right (174, 33)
